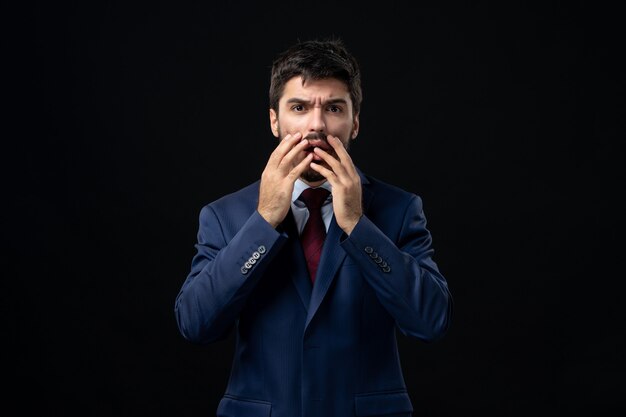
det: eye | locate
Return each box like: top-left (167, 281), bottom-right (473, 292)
top-left (291, 104), bottom-right (304, 112)
top-left (327, 105), bottom-right (342, 113)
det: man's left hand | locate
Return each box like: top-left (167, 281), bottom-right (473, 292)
top-left (310, 135), bottom-right (362, 235)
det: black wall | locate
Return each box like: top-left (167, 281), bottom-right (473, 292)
top-left (5, 2), bottom-right (624, 416)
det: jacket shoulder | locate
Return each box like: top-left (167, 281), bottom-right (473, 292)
top-left (363, 173), bottom-right (420, 205)
top-left (203, 180), bottom-right (260, 212)
top-left (196, 180), bottom-right (261, 230)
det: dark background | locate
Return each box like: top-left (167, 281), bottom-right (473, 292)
top-left (5, 1), bottom-right (624, 416)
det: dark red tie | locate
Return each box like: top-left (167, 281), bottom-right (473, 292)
top-left (299, 187), bottom-right (330, 284)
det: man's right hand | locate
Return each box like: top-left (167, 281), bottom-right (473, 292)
top-left (257, 132), bottom-right (313, 228)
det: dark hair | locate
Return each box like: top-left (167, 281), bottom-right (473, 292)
top-left (269, 38), bottom-right (362, 116)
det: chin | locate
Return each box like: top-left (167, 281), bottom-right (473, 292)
top-left (301, 168), bottom-right (325, 183)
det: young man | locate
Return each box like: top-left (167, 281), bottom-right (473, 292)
top-left (175, 38), bottom-right (452, 417)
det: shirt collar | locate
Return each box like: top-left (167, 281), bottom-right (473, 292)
top-left (292, 178), bottom-right (333, 204)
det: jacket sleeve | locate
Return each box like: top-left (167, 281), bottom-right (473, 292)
top-left (174, 206), bottom-right (289, 344)
top-left (340, 194), bottom-right (453, 342)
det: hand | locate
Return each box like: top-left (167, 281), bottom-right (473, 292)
top-left (258, 132), bottom-right (313, 228)
top-left (310, 135), bottom-right (362, 235)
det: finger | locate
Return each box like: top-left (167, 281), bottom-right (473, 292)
top-left (327, 135), bottom-right (358, 175)
top-left (268, 132), bottom-right (302, 165)
top-left (273, 132), bottom-right (303, 159)
top-left (326, 134), bottom-right (353, 160)
top-left (309, 161), bottom-right (339, 186)
top-left (279, 138), bottom-right (310, 170)
top-left (312, 146), bottom-right (346, 177)
top-left (288, 153), bottom-right (314, 180)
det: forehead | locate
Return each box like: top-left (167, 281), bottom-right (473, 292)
top-left (280, 76), bottom-right (351, 102)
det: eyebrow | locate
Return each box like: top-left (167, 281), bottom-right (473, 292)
top-left (285, 97), bottom-right (349, 106)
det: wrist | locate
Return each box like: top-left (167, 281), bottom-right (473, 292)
top-left (257, 208), bottom-right (280, 229)
top-left (342, 215), bottom-right (362, 236)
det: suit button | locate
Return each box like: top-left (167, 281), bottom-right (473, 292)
top-left (252, 251), bottom-right (260, 259)
top-left (374, 257), bottom-right (383, 264)
top-left (248, 258), bottom-right (257, 265)
top-left (382, 266), bottom-right (391, 273)
top-left (369, 252), bottom-right (378, 259)
top-left (380, 261), bottom-right (388, 268)
top-left (258, 245), bottom-right (266, 254)
top-left (241, 266), bottom-right (248, 274)
top-left (364, 246), bottom-right (373, 254)
top-left (245, 261), bottom-right (251, 269)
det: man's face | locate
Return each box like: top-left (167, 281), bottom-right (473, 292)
top-left (269, 76), bottom-right (359, 183)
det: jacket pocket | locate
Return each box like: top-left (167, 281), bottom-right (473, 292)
top-left (216, 395), bottom-right (272, 417)
top-left (354, 390), bottom-right (413, 416)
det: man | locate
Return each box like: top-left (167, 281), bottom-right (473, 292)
top-left (175, 38), bottom-right (452, 417)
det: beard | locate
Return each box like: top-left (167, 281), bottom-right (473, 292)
top-left (277, 127), bottom-right (353, 183)
top-left (301, 161), bottom-right (326, 183)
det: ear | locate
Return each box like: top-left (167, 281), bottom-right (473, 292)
top-left (351, 113), bottom-right (360, 140)
top-left (269, 108), bottom-right (279, 138)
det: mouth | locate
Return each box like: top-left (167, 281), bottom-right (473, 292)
top-left (304, 148), bottom-right (324, 162)
top-left (305, 139), bottom-right (331, 152)
top-left (304, 140), bottom-right (332, 162)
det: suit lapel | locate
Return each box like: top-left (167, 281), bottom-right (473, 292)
top-left (304, 169), bottom-right (374, 331)
top-left (305, 215), bottom-right (345, 329)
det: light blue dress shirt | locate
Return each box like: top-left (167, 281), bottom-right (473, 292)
top-left (291, 179), bottom-right (333, 234)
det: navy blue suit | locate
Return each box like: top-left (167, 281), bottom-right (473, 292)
top-left (175, 169), bottom-right (452, 417)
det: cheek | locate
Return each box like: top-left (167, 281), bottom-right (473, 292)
top-left (333, 117), bottom-right (354, 130)
top-left (278, 118), bottom-right (306, 135)
top-left (330, 120), bottom-right (355, 139)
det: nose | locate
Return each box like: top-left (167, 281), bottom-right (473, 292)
top-left (307, 107), bottom-right (326, 133)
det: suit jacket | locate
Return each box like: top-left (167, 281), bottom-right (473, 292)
top-left (175, 169), bottom-right (452, 417)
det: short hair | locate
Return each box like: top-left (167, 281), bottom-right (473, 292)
top-left (269, 38), bottom-right (362, 116)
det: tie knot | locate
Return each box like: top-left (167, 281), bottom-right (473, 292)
top-left (299, 187), bottom-right (330, 210)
